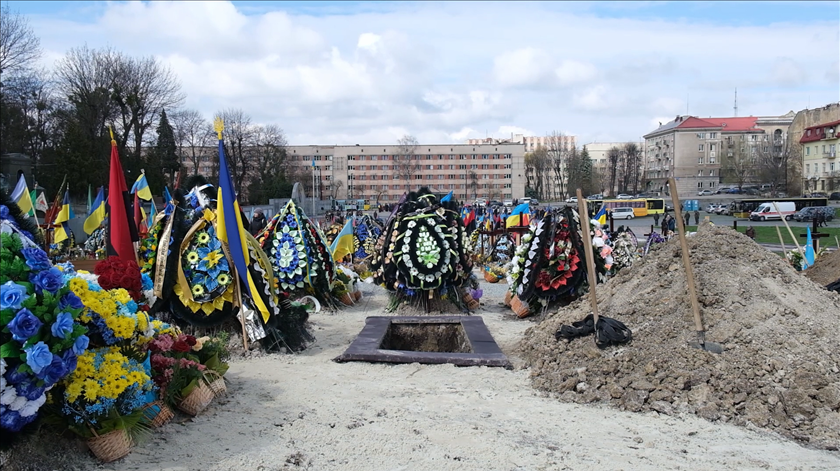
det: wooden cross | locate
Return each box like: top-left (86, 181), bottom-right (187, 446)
top-left (800, 217), bottom-right (830, 252)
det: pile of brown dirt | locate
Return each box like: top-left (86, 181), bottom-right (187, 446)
top-left (520, 224), bottom-right (840, 449)
top-left (804, 247), bottom-right (840, 287)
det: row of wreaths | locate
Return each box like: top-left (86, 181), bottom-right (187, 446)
top-left (503, 207), bottom-right (644, 318)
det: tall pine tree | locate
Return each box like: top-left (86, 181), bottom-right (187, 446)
top-left (147, 109), bottom-right (180, 191)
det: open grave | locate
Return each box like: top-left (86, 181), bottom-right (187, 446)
top-left (335, 316), bottom-right (511, 368)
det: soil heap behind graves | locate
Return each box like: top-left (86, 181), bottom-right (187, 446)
top-left (520, 224), bottom-right (840, 449)
top-left (804, 246), bottom-right (840, 287)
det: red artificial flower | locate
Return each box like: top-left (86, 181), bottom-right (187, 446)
top-left (172, 339), bottom-right (191, 352)
top-left (184, 335), bottom-right (197, 347)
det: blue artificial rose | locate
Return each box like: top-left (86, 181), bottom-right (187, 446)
top-left (0, 205), bottom-right (9, 220)
top-left (61, 349), bottom-right (78, 375)
top-left (21, 247), bottom-right (51, 271)
top-left (58, 292), bottom-right (83, 311)
top-left (7, 308), bottom-right (42, 342)
top-left (4, 366), bottom-right (29, 385)
top-left (72, 335), bottom-right (89, 356)
top-left (0, 407), bottom-right (25, 432)
top-left (0, 281), bottom-right (29, 310)
top-left (37, 354), bottom-right (67, 386)
top-left (24, 342), bottom-right (53, 375)
top-left (50, 312), bottom-right (74, 339)
top-left (29, 267), bottom-right (64, 295)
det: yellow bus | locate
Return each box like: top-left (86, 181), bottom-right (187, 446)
top-left (588, 199), bottom-right (652, 217)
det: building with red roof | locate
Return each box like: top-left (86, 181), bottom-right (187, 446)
top-left (800, 120), bottom-right (839, 193)
top-left (643, 112), bottom-right (794, 197)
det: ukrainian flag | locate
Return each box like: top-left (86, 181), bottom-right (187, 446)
top-left (215, 118), bottom-right (271, 323)
top-left (330, 219), bottom-right (355, 262)
top-left (131, 173), bottom-right (153, 201)
top-left (506, 203), bottom-right (531, 228)
top-left (84, 186), bottom-right (106, 234)
top-left (54, 188), bottom-right (75, 243)
top-left (441, 190), bottom-right (453, 202)
top-left (595, 204), bottom-right (607, 225)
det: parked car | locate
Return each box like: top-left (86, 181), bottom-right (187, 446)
top-left (698, 189), bottom-right (713, 196)
top-left (610, 207), bottom-right (635, 219)
top-left (503, 199), bottom-right (513, 207)
top-left (475, 197), bottom-right (488, 206)
top-left (616, 194), bottom-right (633, 199)
top-left (705, 204), bottom-right (717, 213)
top-left (750, 202), bottom-right (796, 221)
top-left (794, 206), bottom-right (835, 222)
top-left (807, 192), bottom-right (828, 198)
top-left (565, 196), bottom-right (578, 203)
top-left (727, 188), bottom-right (742, 194)
top-left (830, 192), bottom-right (840, 201)
top-left (586, 194), bottom-right (603, 200)
top-left (529, 199), bottom-right (540, 206)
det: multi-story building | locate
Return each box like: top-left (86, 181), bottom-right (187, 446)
top-left (800, 120), bottom-right (839, 193)
top-left (582, 142), bottom-right (646, 195)
top-left (467, 134), bottom-right (576, 153)
top-left (285, 143), bottom-right (527, 203)
top-left (643, 114), bottom-right (793, 197)
top-left (177, 143), bottom-right (528, 203)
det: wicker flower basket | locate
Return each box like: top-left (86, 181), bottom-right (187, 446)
top-left (484, 271), bottom-right (500, 283)
top-left (87, 428), bottom-right (132, 463)
top-left (141, 400), bottom-right (174, 428)
top-left (207, 376), bottom-right (227, 398)
top-left (352, 290), bottom-right (362, 302)
top-left (511, 295), bottom-right (530, 318)
top-left (339, 292), bottom-right (354, 306)
top-left (504, 291), bottom-right (513, 307)
top-left (177, 381), bottom-right (214, 416)
top-left (462, 292), bottom-right (480, 311)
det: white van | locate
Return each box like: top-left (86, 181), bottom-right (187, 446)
top-left (749, 201), bottom-right (796, 221)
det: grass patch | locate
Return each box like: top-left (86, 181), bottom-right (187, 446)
top-left (684, 225), bottom-right (840, 246)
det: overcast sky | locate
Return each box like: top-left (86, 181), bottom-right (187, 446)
top-left (11, 1), bottom-right (840, 146)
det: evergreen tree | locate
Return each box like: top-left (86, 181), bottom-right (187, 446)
top-left (147, 109), bottom-right (180, 190)
top-left (580, 146), bottom-right (594, 195)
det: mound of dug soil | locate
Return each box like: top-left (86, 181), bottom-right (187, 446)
top-left (804, 247), bottom-right (840, 287)
top-left (520, 224), bottom-right (840, 449)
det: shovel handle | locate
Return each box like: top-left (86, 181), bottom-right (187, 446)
top-left (668, 178), bottom-right (704, 334)
top-left (576, 189), bottom-right (599, 324)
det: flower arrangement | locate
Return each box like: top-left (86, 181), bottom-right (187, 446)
top-left (137, 218), bottom-right (163, 275)
top-left (353, 217), bottom-right (382, 260)
top-left (193, 332), bottom-right (230, 377)
top-left (0, 231), bottom-right (89, 433)
top-left (611, 227), bottom-right (640, 272)
top-left (148, 332), bottom-right (208, 406)
top-left (56, 346), bottom-right (155, 438)
top-left (94, 257), bottom-right (143, 302)
top-left (83, 227), bottom-right (107, 259)
top-left (67, 276), bottom-right (150, 347)
top-left (642, 231), bottom-right (666, 256)
top-left (785, 246), bottom-right (827, 271)
top-left (173, 215), bottom-right (235, 316)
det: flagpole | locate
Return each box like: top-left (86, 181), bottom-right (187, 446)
top-left (235, 273), bottom-right (249, 352)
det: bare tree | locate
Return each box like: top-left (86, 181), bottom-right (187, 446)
top-left (0, 4), bottom-right (41, 78)
top-left (755, 135), bottom-right (801, 196)
top-left (621, 142), bottom-right (641, 194)
top-left (395, 134), bottom-right (419, 188)
top-left (170, 109), bottom-right (212, 175)
top-left (525, 147), bottom-right (551, 200)
top-left (545, 131), bottom-right (569, 200)
top-left (606, 146), bottom-right (622, 197)
top-left (331, 180), bottom-right (344, 200)
top-left (468, 170), bottom-right (479, 200)
top-left (721, 135), bottom-right (755, 191)
top-left (214, 108), bottom-right (255, 195)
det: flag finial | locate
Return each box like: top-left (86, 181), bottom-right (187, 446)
top-left (214, 117), bottom-right (224, 140)
top-left (108, 125), bottom-right (116, 145)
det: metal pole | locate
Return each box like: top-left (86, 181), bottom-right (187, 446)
top-left (312, 162), bottom-right (316, 217)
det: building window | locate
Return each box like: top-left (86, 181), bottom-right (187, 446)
top-left (709, 132), bottom-right (717, 139)
top-left (698, 157), bottom-right (704, 164)
top-left (697, 182), bottom-right (703, 188)
top-left (710, 157), bottom-right (716, 164)
top-left (696, 133), bottom-right (706, 139)
top-left (806, 147), bottom-right (810, 156)
top-left (709, 144), bottom-right (715, 152)
top-left (698, 144), bottom-right (704, 151)
top-left (806, 164), bottom-right (810, 174)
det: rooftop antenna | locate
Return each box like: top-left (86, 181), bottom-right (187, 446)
top-left (734, 88), bottom-right (738, 117)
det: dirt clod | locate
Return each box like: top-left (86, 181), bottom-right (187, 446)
top-left (520, 225), bottom-right (840, 449)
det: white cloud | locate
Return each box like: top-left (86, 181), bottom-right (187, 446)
top-left (24, 1), bottom-right (839, 145)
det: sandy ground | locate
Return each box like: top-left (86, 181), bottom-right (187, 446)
top-left (93, 282), bottom-right (840, 471)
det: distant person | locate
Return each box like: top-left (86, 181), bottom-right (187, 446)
top-left (249, 208), bottom-right (266, 235)
top-left (669, 214), bottom-right (677, 234)
top-left (745, 226), bottom-right (756, 239)
top-left (661, 213), bottom-right (670, 236)
top-left (684, 211), bottom-right (691, 227)
top-left (694, 210), bottom-right (700, 225)
top-left (653, 212), bottom-right (659, 226)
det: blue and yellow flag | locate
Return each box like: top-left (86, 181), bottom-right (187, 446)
top-left (163, 186), bottom-right (174, 215)
top-left (440, 190), bottom-right (453, 202)
top-left (130, 173), bottom-right (153, 201)
top-left (84, 186), bottom-right (106, 234)
top-left (214, 118), bottom-right (271, 323)
top-left (595, 204), bottom-right (607, 225)
top-left (804, 227), bottom-right (815, 269)
top-left (506, 203), bottom-right (531, 228)
top-left (330, 219), bottom-right (355, 262)
top-left (54, 188), bottom-right (75, 243)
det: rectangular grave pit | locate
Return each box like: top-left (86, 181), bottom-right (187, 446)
top-left (334, 316), bottom-right (511, 368)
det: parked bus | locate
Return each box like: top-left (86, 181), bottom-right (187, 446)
top-left (586, 199), bottom-right (656, 217)
top-left (728, 198), bottom-right (828, 219)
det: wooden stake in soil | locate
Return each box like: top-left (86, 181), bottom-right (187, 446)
top-left (773, 202), bottom-right (803, 255)
top-left (776, 225), bottom-right (786, 254)
top-left (668, 178), bottom-right (722, 354)
top-left (575, 189), bottom-right (600, 326)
